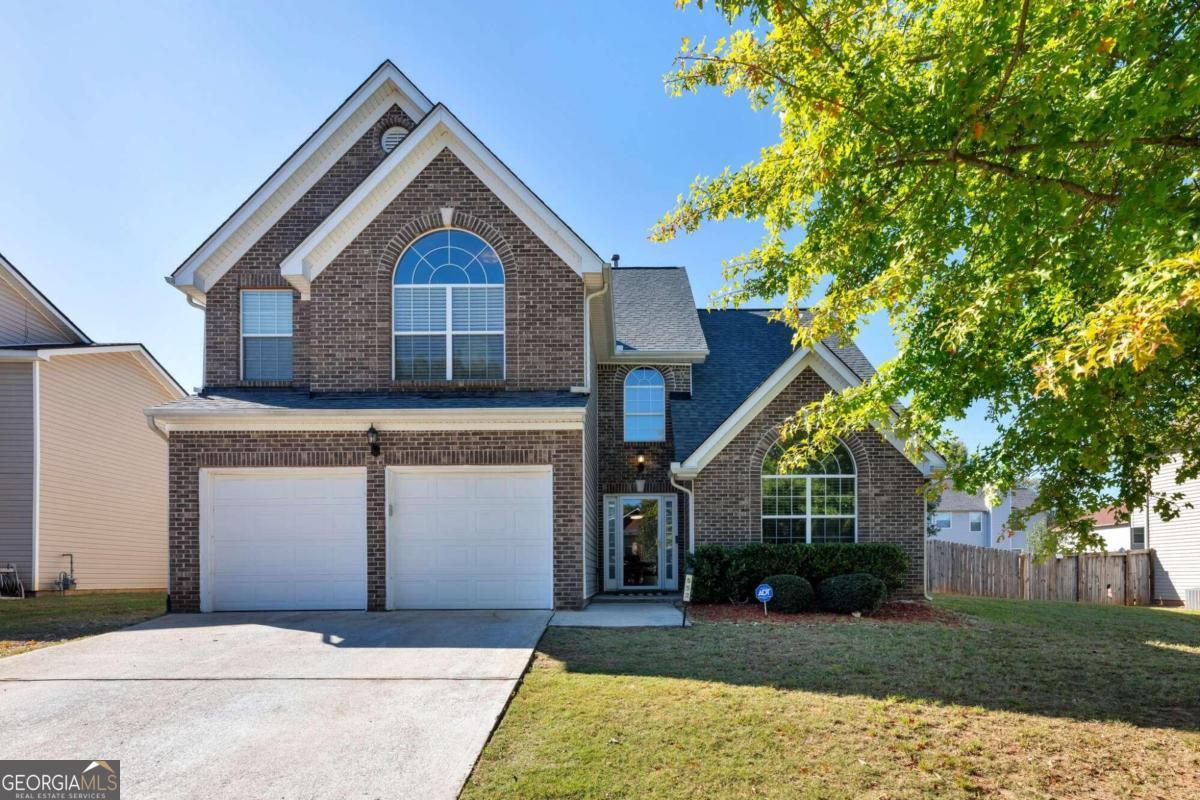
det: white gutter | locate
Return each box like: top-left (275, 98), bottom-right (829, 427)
top-left (572, 266), bottom-right (611, 394)
top-left (670, 466), bottom-right (696, 554)
top-left (146, 404), bottom-right (587, 433)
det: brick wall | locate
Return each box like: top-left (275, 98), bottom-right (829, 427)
top-left (594, 363), bottom-right (691, 589)
top-left (167, 428), bottom-right (584, 612)
top-left (203, 143), bottom-right (585, 393)
top-left (691, 367), bottom-right (928, 597)
top-left (204, 105), bottom-right (418, 388)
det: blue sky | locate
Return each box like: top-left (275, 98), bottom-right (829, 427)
top-left (0, 0), bottom-right (993, 448)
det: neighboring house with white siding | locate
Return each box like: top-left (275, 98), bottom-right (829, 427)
top-left (1084, 506), bottom-right (1146, 553)
top-left (0, 252), bottom-right (184, 593)
top-left (928, 484), bottom-right (1043, 551)
top-left (1129, 459), bottom-right (1200, 606)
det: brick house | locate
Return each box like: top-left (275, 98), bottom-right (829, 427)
top-left (148, 62), bottom-right (942, 613)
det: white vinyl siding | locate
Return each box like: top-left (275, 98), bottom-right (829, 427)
top-left (37, 352), bottom-right (175, 591)
top-left (241, 290), bottom-right (293, 381)
top-left (1130, 459), bottom-right (1200, 603)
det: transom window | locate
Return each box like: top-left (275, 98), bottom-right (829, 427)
top-left (241, 289), bottom-right (293, 381)
top-left (761, 439), bottom-right (856, 544)
top-left (623, 367), bottom-right (665, 441)
top-left (393, 229), bottom-right (504, 381)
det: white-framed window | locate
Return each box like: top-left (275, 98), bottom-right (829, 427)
top-left (969, 512), bottom-right (983, 533)
top-left (240, 289), bottom-right (293, 381)
top-left (932, 512), bottom-right (952, 530)
top-left (761, 439), bottom-right (856, 544)
top-left (1131, 526), bottom-right (1146, 549)
top-left (393, 229), bottom-right (504, 381)
top-left (623, 367), bottom-right (665, 442)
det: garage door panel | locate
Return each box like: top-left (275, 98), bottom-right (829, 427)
top-left (389, 469), bottom-right (553, 609)
top-left (206, 471), bottom-right (367, 611)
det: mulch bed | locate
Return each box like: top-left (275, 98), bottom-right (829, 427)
top-left (688, 600), bottom-right (962, 626)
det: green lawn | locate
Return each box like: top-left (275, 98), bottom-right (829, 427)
top-left (463, 597), bottom-right (1200, 800)
top-left (0, 592), bottom-right (166, 658)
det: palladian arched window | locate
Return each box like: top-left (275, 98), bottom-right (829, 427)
top-left (393, 229), bottom-right (504, 381)
top-left (623, 367), bottom-right (665, 441)
top-left (761, 439), bottom-right (856, 544)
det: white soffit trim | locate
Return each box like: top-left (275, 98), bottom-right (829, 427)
top-left (146, 405), bottom-right (586, 434)
top-left (673, 343), bottom-right (944, 477)
top-left (169, 62), bottom-right (433, 303)
top-left (280, 105), bottom-right (605, 298)
top-left (0, 252), bottom-right (91, 343)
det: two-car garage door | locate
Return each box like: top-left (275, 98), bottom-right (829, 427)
top-left (201, 467), bottom-right (553, 611)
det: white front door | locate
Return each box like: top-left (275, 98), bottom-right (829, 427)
top-left (387, 466), bottom-right (554, 609)
top-left (603, 494), bottom-right (678, 591)
top-left (201, 468), bottom-right (368, 612)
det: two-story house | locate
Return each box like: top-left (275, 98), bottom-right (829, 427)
top-left (147, 62), bottom-right (942, 613)
top-left (929, 484), bottom-right (1042, 551)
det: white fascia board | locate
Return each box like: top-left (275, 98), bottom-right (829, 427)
top-left (146, 405), bottom-right (586, 434)
top-left (170, 62), bottom-right (434, 300)
top-left (600, 349), bottom-right (710, 365)
top-left (673, 343), bottom-right (944, 477)
top-left (280, 105), bottom-right (605, 297)
top-left (32, 344), bottom-right (187, 398)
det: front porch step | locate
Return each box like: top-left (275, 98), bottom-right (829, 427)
top-left (591, 591), bottom-right (682, 604)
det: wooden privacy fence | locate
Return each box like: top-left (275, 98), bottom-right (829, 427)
top-left (928, 539), bottom-right (1153, 605)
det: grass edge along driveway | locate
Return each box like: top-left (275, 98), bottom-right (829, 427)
top-left (0, 592), bottom-right (166, 658)
top-left (463, 596), bottom-right (1200, 800)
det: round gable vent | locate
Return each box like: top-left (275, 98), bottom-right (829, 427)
top-left (380, 126), bottom-right (409, 153)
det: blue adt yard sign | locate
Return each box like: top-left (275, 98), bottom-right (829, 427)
top-left (755, 583), bottom-right (773, 617)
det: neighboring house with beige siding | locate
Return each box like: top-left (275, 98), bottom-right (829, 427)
top-left (1129, 459), bottom-right (1200, 607)
top-left (0, 252), bottom-right (184, 593)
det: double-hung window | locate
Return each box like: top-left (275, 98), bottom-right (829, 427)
top-left (969, 511), bottom-right (984, 533)
top-left (932, 512), bottom-right (952, 530)
top-left (393, 230), bottom-right (504, 381)
top-left (623, 367), bottom-right (665, 441)
top-left (761, 439), bottom-right (856, 544)
top-left (241, 289), bottom-right (293, 381)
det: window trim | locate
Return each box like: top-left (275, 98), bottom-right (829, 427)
top-left (1131, 526), bottom-right (1146, 550)
top-left (932, 511), bottom-right (953, 530)
top-left (623, 367), bottom-right (666, 443)
top-left (760, 439), bottom-right (857, 544)
top-left (968, 511), bottom-right (984, 533)
top-left (239, 289), bottom-right (293, 382)
top-left (391, 228), bottom-right (506, 382)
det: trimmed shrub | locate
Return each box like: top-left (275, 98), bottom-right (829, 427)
top-left (760, 574), bottom-right (813, 613)
top-left (817, 573), bottom-right (887, 614)
top-left (686, 542), bottom-right (908, 603)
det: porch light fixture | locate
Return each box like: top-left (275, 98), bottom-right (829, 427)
top-left (367, 425), bottom-right (380, 458)
top-left (635, 452), bottom-right (646, 493)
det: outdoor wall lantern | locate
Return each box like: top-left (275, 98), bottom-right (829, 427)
top-left (635, 452), bottom-right (646, 493)
top-left (367, 425), bottom-right (381, 458)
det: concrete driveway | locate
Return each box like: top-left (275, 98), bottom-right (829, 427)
top-left (0, 609), bottom-right (550, 799)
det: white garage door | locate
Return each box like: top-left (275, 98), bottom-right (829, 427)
top-left (203, 469), bottom-right (367, 611)
top-left (389, 467), bottom-right (553, 609)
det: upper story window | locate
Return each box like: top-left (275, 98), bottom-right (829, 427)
top-left (969, 511), bottom-right (984, 533)
top-left (762, 439), bottom-right (856, 544)
top-left (241, 289), bottom-right (293, 381)
top-left (393, 230), bottom-right (504, 381)
top-left (932, 512), bottom-right (952, 530)
top-left (623, 367), bottom-right (665, 442)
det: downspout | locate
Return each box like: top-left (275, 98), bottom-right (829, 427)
top-left (670, 467), bottom-right (696, 555)
top-left (572, 264), bottom-right (612, 394)
top-left (145, 413), bottom-right (169, 442)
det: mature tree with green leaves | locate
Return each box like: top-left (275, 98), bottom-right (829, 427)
top-left (656, 0), bottom-right (1200, 554)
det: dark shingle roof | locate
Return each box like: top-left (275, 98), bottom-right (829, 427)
top-left (611, 267), bottom-right (708, 354)
top-left (670, 309), bottom-right (878, 462)
top-left (148, 389), bottom-right (589, 414)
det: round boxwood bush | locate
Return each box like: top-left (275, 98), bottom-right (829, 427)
top-left (760, 574), bottom-right (814, 613)
top-left (817, 573), bottom-right (886, 614)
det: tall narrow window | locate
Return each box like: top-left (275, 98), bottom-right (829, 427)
top-left (623, 367), bottom-right (665, 441)
top-left (393, 229), bottom-right (504, 381)
top-left (241, 290), bottom-right (293, 381)
top-left (969, 512), bottom-right (984, 533)
top-left (761, 439), bottom-right (856, 544)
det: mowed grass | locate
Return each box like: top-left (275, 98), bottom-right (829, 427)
top-left (463, 597), bottom-right (1200, 800)
top-left (0, 592), bottom-right (166, 657)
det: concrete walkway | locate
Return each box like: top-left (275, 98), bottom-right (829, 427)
top-left (550, 601), bottom-right (686, 627)
top-left (0, 610), bottom-right (549, 799)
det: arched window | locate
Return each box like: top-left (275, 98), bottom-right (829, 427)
top-left (393, 229), bottom-right (504, 381)
top-left (761, 439), bottom-right (856, 544)
top-left (623, 367), bottom-right (665, 442)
